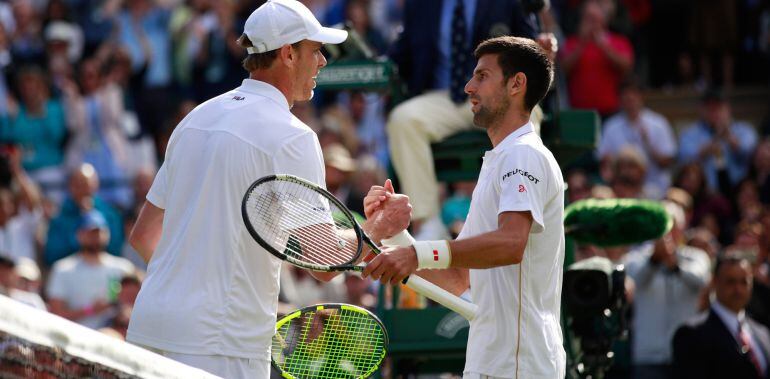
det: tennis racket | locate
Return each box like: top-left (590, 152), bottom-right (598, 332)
top-left (271, 303), bottom-right (387, 378)
top-left (241, 174), bottom-right (477, 321)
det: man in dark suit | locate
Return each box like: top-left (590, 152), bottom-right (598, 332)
top-left (386, 0), bottom-right (554, 234)
top-left (672, 256), bottom-right (770, 379)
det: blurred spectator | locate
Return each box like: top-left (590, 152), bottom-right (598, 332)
top-left (688, 0), bottom-right (737, 89)
top-left (673, 256), bottom-right (770, 379)
top-left (731, 179), bottom-right (764, 224)
top-left (0, 24), bottom-right (12, 117)
top-left (44, 20), bottom-right (84, 64)
top-left (0, 1), bottom-right (13, 35)
top-left (441, 180), bottom-right (473, 239)
top-left (10, 0), bottom-right (45, 65)
top-left (0, 147), bottom-right (44, 263)
top-left (43, 21), bottom-right (80, 98)
top-left (116, 271), bottom-right (142, 308)
top-left (344, 0), bottom-right (387, 55)
top-left (344, 91), bottom-right (389, 167)
top-left (678, 90), bottom-right (758, 193)
top-left (168, 0), bottom-right (209, 91)
top-left (727, 221), bottom-right (764, 262)
top-left (561, 0), bottom-right (633, 117)
top-left (44, 163), bottom-right (124, 266)
top-left (190, 0), bottom-right (243, 102)
top-left (323, 143), bottom-right (364, 215)
top-left (686, 227), bottom-right (721, 261)
top-left (67, 0), bottom-right (121, 55)
top-left (748, 211), bottom-right (770, 331)
top-left (104, 48), bottom-right (159, 173)
top-left (0, 254), bottom-right (46, 310)
top-left (749, 138), bottom-right (770, 206)
top-left (1, 66), bottom-right (68, 202)
top-left (115, 0), bottom-right (174, 144)
top-left (14, 256), bottom-right (42, 294)
top-left (349, 154), bottom-right (386, 206)
top-left (665, 187), bottom-right (693, 226)
top-left (62, 58), bottom-right (132, 209)
top-left (46, 209), bottom-right (134, 329)
top-left (609, 146), bottom-right (650, 199)
top-left (624, 201), bottom-right (711, 379)
top-left (597, 78), bottom-right (676, 199)
top-left (319, 102), bottom-right (361, 154)
top-left (385, 0), bottom-right (543, 233)
top-left (566, 168), bottom-right (593, 203)
top-left (101, 303), bottom-right (132, 340)
top-left (673, 163), bottom-right (733, 238)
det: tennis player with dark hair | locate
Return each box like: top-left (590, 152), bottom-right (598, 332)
top-left (125, 1), bottom-right (410, 377)
top-left (364, 36), bottom-right (566, 378)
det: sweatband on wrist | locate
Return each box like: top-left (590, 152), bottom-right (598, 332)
top-left (413, 240), bottom-right (451, 269)
top-left (381, 230), bottom-right (416, 247)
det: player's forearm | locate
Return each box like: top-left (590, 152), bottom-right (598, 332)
top-left (415, 268), bottom-right (469, 297)
top-left (448, 229), bottom-right (527, 269)
top-left (130, 201), bottom-right (165, 263)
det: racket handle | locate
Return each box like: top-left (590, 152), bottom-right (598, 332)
top-left (403, 275), bottom-right (477, 321)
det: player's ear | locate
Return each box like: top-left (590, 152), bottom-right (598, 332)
top-left (508, 72), bottom-right (526, 96)
top-left (278, 44), bottom-right (296, 68)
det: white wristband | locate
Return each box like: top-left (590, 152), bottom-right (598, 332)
top-left (413, 240), bottom-right (451, 269)
top-left (381, 230), bottom-right (416, 247)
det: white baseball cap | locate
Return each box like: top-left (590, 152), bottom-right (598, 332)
top-left (243, 0), bottom-right (348, 54)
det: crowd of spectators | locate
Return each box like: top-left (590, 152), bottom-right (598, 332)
top-left (0, 0), bottom-right (767, 377)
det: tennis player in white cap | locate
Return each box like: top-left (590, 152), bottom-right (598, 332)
top-left (127, 1), bottom-right (410, 377)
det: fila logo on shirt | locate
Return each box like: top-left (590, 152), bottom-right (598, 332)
top-left (501, 169), bottom-right (540, 184)
top-left (232, 96), bottom-right (246, 101)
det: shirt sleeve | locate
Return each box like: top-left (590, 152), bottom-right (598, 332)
top-left (495, 146), bottom-right (548, 234)
top-left (146, 162), bottom-right (168, 209)
top-left (677, 125), bottom-right (701, 163)
top-left (272, 132), bottom-right (326, 188)
top-left (272, 132), bottom-right (332, 229)
top-left (650, 115), bottom-right (677, 158)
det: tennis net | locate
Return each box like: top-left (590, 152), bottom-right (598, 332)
top-left (0, 294), bottom-right (219, 379)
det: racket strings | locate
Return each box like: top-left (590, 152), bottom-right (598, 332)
top-left (272, 308), bottom-right (387, 378)
top-left (246, 180), bottom-right (360, 267)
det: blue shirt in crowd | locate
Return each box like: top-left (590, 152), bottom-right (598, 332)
top-left (678, 121), bottom-right (758, 190)
top-left (0, 100), bottom-right (68, 172)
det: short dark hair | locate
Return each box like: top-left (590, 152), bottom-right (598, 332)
top-left (237, 34), bottom-right (302, 72)
top-left (474, 36), bottom-right (553, 111)
top-left (713, 254), bottom-right (750, 277)
top-left (618, 76), bottom-right (644, 93)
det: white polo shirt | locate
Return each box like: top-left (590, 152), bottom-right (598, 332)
top-left (127, 79), bottom-right (326, 361)
top-left (459, 122), bottom-right (566, 378)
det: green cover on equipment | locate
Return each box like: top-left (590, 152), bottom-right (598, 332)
top-left (564, 199), bottom-right (672, 247)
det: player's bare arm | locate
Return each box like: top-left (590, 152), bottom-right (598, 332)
top-left (129, 200), bottom-right (165, 263)
top-left (362, 211), bottom-right (533, 285)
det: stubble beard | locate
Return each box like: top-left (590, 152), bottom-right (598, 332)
top-left (472, 95), bottom-right (510, 130)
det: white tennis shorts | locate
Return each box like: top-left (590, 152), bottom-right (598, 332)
top-left (145, 346), bottom-right (271, 379)
top-left (463, 372), bottom-right (509, 379)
